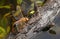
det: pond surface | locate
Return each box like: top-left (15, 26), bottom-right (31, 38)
top-left (31, 13), bottom-right (60, 39)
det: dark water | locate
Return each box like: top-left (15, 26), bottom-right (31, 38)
top-left (31, 13), bottom-right (60, 39)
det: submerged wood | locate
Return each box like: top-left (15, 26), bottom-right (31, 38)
top-left (8, 0), bottom-right (60, 39)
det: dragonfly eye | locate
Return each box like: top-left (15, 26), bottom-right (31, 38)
top-left (13, 24), bottom-right (16, 27)
top-left (13, 23), bottom-right (19, 27)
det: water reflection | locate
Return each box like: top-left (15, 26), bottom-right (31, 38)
top-left (31, 13), bottom-right (60, 39)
